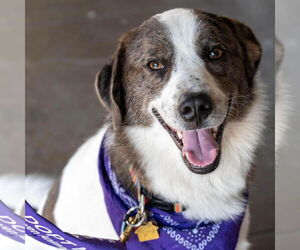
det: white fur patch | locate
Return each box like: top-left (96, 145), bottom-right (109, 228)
top-left (156, 8), bottom-right (201, 66)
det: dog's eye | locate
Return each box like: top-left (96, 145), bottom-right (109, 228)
top-left (209, 48), bottom-right (223, 60)
top-left (147, 60), bottom-right (165, 71)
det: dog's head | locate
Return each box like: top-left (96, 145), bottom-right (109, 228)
top-left (96, 8), bottom-right (261, 175)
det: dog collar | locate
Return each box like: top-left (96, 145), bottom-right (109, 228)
top-left (127, 164), bottom-right (185, 214)
top-left (141, 186), bottom-right (185, 213)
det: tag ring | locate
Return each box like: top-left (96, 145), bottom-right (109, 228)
top-left (125, 206), bottom-right (147, 228)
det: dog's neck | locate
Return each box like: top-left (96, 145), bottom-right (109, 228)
top-left (106, 127), bottom-right (146, 199)
top-left (105, 86), bottom-right (265, 222)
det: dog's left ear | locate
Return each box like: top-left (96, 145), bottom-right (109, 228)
top-left (221, 17), bottom-right (262, 83)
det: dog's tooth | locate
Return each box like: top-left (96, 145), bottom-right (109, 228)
top-left (177, 131), bottom-right (183, 139)
top-left (211, 129), bottom-right (216, 138)
top-left (186, 152), bottom-right (191, 162)
top-left (212, 128), bottom-right (218, 138)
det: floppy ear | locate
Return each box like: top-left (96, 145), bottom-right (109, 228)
top-left (221, 17), bottom-right (262, 84)
top-left (95, 43), bottom-right (126, 131)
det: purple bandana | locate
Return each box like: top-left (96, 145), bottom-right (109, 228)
top-left (99, 136), bottom-right (247, 250)
top-left (24, 135), bottom-right (247, 250)
top-left (0, 201), bottom-right (25, 244)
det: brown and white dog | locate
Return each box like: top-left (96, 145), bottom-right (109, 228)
top-left (40, 8), bottom-right (266, 249)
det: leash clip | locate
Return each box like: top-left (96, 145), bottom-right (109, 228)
top-left (120, 194), bottom-right (147, 243)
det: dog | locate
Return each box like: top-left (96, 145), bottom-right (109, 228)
top-left (37, 8), bottom-right (266, 250)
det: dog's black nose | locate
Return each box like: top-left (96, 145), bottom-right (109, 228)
top-left (179, 93), bottom-right (213, 124)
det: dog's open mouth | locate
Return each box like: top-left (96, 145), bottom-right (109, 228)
top-left (152, 102), bottom-right (231, 174)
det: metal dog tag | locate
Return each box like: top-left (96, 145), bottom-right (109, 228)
top-left (135, 221), bottom-right (160, 242)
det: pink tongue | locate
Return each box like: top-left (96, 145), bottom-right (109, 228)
top-left (182, 129), bottom-right (218, 167)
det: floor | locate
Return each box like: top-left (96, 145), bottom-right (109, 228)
top-left (5, 0), bottom-right (274, 249)
top-left (276, 0), bottom-right (300, 248)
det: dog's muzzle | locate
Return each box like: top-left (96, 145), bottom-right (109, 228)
top-left (152, 95), bottom-right (231, 174)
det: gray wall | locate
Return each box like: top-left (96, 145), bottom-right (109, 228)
top-left (0, 1), bottom-right (25, 175)
top-left (27, 1), bottom-right (275, 249)
top-left (276, 0), bottom-right (300, 248)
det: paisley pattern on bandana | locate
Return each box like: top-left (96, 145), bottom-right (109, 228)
top-left (105, 155), bottom-right (137, 208)
top-left (160, 214), bottom-right (221, 250)
top-left (99, 135), bottom-right (247, 250)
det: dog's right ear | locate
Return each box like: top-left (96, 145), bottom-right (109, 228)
top-left (95, 43), bottom-right (127, 131)
top-left (96, 29), bottom-right (137, 131)
top-left (95, 64), bottom-right (113, 111)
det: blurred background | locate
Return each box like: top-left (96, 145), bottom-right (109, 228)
top-left (26, 0), bottom-right (274, 249)
top-left (0, 2), bottom-right (24, 176)
top-left (0, 1), bottom-right (24, 248)
top-left (0, 1), bottom-right (24, 205)
top-left (276, 0), bottom-right (300, 248)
